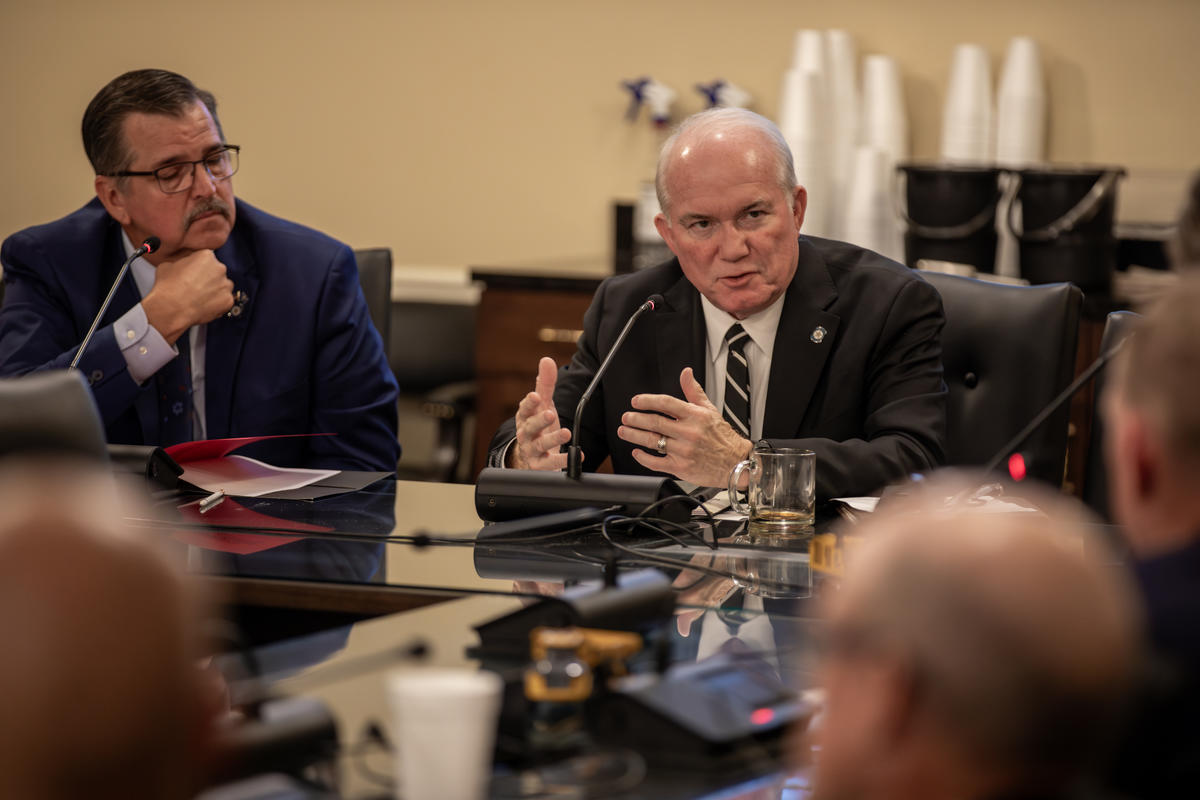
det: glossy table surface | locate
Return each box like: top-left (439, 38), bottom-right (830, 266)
top-left (110, 470), bottom-right (830, 797)
top-left (127, 477), bottom-right (829, 618)
top-left (214, 591), bottom-right (820, 799)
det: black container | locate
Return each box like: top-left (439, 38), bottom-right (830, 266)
top-left (1008, 167), bottom-right (1125, 294)
top-left (898, 163), bottom-right (1003, 273)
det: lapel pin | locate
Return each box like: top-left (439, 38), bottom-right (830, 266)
top-left (810, 325), bottom-right (828, 344)
top-left (225, 290), bottom-right (249, 319)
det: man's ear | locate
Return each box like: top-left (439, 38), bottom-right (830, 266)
top-left (654, 212), bottom-right (678, 255)
top-left (1126, 415), bottom-right (1162, 503)
top-left (873, 656), bottom-right (921, 747)
top-left (94, 175), bottom-right (131, 225)
top-left (1105, 398), bottom-right (1160, 534)
top-left (792, 186), bottom-right (808, 232)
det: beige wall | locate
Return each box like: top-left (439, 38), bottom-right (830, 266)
top-left (1, 0), bottom-right (1195, 274)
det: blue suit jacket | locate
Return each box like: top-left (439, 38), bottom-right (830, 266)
top-left (0, 198), bottom-right (400, 471)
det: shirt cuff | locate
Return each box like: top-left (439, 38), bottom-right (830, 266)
top-left (114, 303), bottom-right (177, 385)
top-left (489, 437), bottom-right (517, 468)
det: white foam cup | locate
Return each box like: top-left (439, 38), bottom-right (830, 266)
top-left (386, 668), bottom-right (504, 800)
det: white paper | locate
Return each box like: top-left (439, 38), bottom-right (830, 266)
top-left (835, 496), bottom-right (880, 513)
top-left (692, 489), bottom-right (734, 517)
top-left (178, 455), bottom-right (337, 497)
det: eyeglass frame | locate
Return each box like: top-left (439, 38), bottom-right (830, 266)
top-left (100, 144), bottom-right (240, 194)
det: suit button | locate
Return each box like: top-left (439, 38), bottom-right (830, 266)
top-left (964, 371), bottom-right (978, 389)
top-left (89, 369), bottom-right (103, 385)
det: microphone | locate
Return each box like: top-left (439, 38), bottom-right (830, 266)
top-left (476, 293), bottom-right (690, 524)
top-left (567, 293), bottom-right (663, 479)
top-left (69, 236), bottom-right (161, 370)
top-left (981, 333), bottom-right (1132, 479)
top-left (875, 334), bottom-right (1136, 514)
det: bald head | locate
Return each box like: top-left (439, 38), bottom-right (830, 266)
top-left (655, 108), bottom-right (797, 219)
top-left (1104, 277), bottom-right (1200, 553)
top-left (0, 459), bottom-right (203, 800)
top-left (814, 481), bottom-right (1139, 799)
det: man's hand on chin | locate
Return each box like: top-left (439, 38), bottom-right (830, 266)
top-left (617, 367), bottom-right (752, 487)
top-left (142, 249), bottom-right (234, 343)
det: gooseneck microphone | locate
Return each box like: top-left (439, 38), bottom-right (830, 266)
top-left (476, 293), bottom-right (689, 524)
top-left (981, 333), bottom-right (1132, 477)
top-left (69, 236), bottom-right (161, 370)
top-left (567, 294), bottom-right (664, 479)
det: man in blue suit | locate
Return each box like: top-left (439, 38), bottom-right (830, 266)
top-left (0, 69), bottom-right (399, 471)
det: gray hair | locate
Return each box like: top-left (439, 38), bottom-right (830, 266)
top-left (655, 107), bottom-right (797, 220)
top-left (83, 69), bottom-right (224, 180)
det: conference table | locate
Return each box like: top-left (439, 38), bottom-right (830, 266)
top-left (126, 475), bottom-right (828, 799)
top-left (113, 459), bottom-right (1135, 799)
top-left (126, 476), bottom-right (828, 626)
top-left (215, 592), bottom-right (820, 799)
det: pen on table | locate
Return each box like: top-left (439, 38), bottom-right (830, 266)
top-left (199, 489), bottom-right (226, 514)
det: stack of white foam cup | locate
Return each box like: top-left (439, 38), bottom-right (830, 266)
top-left (845, 54), bottom-right (907, 260)
top-left (994, 36), bottom-right (1047, 277)
top-left (824, 29), bottom-right (860, 238)
top-left (941, 44), bottom-right (994, 163)
top-left (779, 29), bottom-right (831, 237)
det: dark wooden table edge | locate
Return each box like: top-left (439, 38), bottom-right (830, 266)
top-left (198, 575), bottom-right (475, 616)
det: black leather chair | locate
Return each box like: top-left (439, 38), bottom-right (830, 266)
top-left (1082, 310), bottom-right (1141, 521)
top-left (921, 271), bottom-right (1083, 486)
top-left (353, 248), bottom-right (393, 360)
top-left (389, 299), bottom-right (477, 483)
top-left (0, 370), bottom-right (107, 461)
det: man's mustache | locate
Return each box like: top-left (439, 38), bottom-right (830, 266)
top-left (184, 199), bottom-right (232, 229)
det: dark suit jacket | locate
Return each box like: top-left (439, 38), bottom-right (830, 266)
top-left (0, 198), bottom-right (400, 471)
top-left (490, 236), bottom-right (947, 500)
top-left (1108, 537), bottom-right (1200, 798)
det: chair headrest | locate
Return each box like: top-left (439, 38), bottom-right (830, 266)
top-left (0, 370), bottom-right (108, 462)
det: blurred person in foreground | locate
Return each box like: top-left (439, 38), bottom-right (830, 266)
top-left (1167, 171), bottom-right (1199, 269)
top-left (0, 458), bottom-right (213, 800)
top-left (807, 479), bottom-right (1140, 800)
top-left (1103, 272), bottom-right (1200, 795)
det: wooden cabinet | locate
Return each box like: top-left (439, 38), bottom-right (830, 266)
top-left (470, 272), bottom-right (602, 477)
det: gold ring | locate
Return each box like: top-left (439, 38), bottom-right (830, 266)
top-left (656, 435), bottom-right (668, 454)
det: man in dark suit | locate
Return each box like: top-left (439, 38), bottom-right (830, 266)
top-left (0, 69), bottom-right (399, 471)
top-left (490, 108), bottom-right (945, 498)
top-left (1103, 274), bottom-right (1200, 796)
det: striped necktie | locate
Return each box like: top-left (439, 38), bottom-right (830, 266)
top-left (723, 323), bottom-right (751, 438)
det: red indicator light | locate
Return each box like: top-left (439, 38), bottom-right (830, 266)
top-left (1007, 453), bottom-right (1027, 482)
top-left (750, 707), bottom-right (775, 726)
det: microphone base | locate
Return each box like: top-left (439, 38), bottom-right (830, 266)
top-left (475, 467), bottom-right (690, 523)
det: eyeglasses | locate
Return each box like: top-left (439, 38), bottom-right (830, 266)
top-left (104, 145), bottom-right (240, 194)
